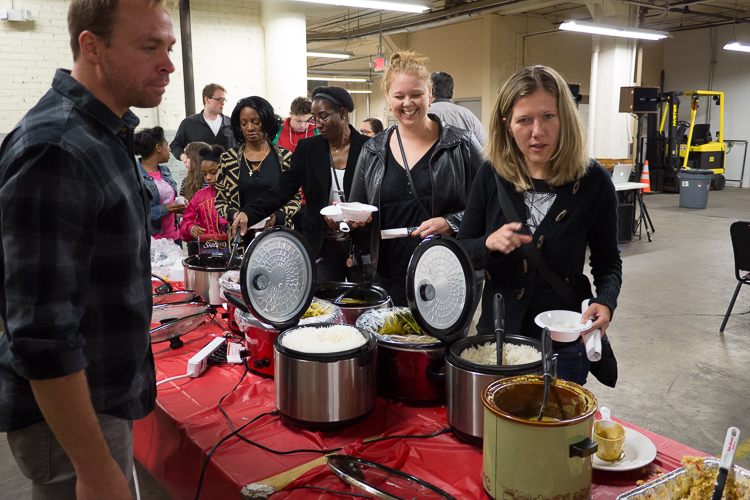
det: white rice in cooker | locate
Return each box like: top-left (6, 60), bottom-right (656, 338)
top-left (281, 325), bottom-right (366, 354)
top-left (460, 342), bottom-right (541, 366)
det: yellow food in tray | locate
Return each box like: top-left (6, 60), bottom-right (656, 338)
top-left (379, 309), bottom-right (437, 343)
top-left (301, 301), bottom-right (333, 319)
top-left (676, 456), bottom-right (744, 500)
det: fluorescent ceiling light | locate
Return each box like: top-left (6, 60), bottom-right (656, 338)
top-left (307, 76), bottom-right (368, 82)
top-left (347, 90), bottom-right (373, 93)
top-left (307, 50), bottom-right (354, 59)
top-left (290, 0), bottom-right (429, 14)
top-left (724, 42), bottom-right (750, 53)
top-left (560, 20), bottom-right (668, 40)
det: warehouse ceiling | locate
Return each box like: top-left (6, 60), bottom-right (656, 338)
top-left (304, 0), bottom-right (750, 40)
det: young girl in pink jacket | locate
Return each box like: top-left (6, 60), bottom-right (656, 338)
top-left (180, 144), bottom-right (229, 254)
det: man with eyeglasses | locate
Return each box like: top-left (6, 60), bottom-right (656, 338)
top-left (170, 83), bottom-right (236, 162)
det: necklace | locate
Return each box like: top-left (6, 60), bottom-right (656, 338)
top-left (243, 144), bottom-right (270, 173)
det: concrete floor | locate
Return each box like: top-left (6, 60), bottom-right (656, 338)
top-left (1, 187), bottom-right (750, 499)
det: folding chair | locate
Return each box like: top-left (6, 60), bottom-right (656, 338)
top-left (720, 221), bottom-right (750, 333)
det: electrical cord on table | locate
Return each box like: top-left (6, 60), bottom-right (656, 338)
top-left (195, 410), bottom-right (280, 500)
top-left (156, 373), bottom-right (191, 387)
top-left (217, 360), bottom-right (250, 432)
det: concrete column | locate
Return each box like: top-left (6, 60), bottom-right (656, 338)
top-left (590, 35), bottom-right (636, 158)
top-left (260, 0), bottom-right (307, 115)
top-left (587, 6), bottom-right (638, 159)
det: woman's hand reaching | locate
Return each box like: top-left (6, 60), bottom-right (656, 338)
top-left (411, 217), bottom-right (452, 239)
top-left (232, 212), bottom-right (248, 237)
top-left (485, 222), bottom-right (532, 254)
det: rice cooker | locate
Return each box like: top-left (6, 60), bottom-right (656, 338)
top-left (225, 227), bottom-right (378, 431)
top-left (314, 282), bottom-right (391, 325)
top-left (443, 335), bottom-right (543, 446)
top-left (183, 253), bottom-right (238, 306)
top-left (482, 375), bottom-right (598, 500)
top-left (357, 235), bottom-right (477, 406)
top-left (232, 299), bottom-right (343, 378)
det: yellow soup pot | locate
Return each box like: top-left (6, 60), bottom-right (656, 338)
top-left (482, 375), bottom-right (598, 500)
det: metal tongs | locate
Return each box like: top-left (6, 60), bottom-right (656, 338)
top-left (537, 327), bottom-right (557, 422)
top-left (227, 228), bottom-right (243, 267)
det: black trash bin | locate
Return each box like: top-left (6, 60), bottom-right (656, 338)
top-left (677, 168), bottom-right (715, 209)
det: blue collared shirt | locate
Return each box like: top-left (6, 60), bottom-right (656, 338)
top-left (0, 69), bottom-right (156, 431)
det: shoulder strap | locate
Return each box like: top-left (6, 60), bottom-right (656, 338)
top-left (493, 173), bottom-right (578, 310)
top-left (395, 127), bottom-right (432, 219)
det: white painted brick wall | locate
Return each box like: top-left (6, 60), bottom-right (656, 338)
top-left (0, 0), bottom-right (266, 139)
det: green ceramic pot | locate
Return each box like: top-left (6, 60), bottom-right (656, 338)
top-left (482, 375), bottom-right (598, 500)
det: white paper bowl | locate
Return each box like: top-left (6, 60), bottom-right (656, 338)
top-left (320, 205), bottom-right (344, 222)
top-left (534, 310), bottom-right (592, 342)
top-left (249, 216), bottom-right (271, 230)
top-left (339, 203), bottom-right (378, 222)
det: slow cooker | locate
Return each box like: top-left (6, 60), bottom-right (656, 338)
top-left (482, 375), bottom-right (598, 499)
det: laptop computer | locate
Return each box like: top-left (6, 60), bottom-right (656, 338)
top-left (612, 164), bottom-right (633, 185)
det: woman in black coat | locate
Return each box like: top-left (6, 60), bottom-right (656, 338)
top-left (457, 65), bottom-right (622, 386)
top-left (235, 86), bottom-right (369, 283)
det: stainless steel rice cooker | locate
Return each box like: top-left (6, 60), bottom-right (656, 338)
top-left (183, 253), bottom-right (238, 306)
top-left (355, 235), bottom-right (477, 406)
top-left (444, 335), bottom-right (543, 446)
top-left (225, 227), bottom-right (378, 431)
top-left (482, 375), bottom-right (598, 500)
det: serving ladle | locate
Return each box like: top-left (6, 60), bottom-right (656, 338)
top-left (537, 327), bottom-right (557, 422)
top-left (493, 294), bottom-right (505, 366)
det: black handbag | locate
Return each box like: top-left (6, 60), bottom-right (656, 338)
top-left (493, 173), bottom-right (618, 388)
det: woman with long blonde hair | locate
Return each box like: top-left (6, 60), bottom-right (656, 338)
top-left (457, 65), bottom-right (622, 386)
top-left (349, 51), bottom-right (483, 306)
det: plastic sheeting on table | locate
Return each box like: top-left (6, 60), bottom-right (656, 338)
top-left (134, 313), bottom-right (707, 500)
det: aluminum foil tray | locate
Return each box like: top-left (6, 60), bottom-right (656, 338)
top-left (617, 457), bottom-right (750, 500)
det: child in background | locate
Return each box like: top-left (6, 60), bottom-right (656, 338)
top-left (180, 144), bottom-right (229, 255)
top-left (180, 141), bottom-right (210, 201)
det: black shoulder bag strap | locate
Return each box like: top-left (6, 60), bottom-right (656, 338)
top-left (395, 127), bottom-right (432, 219)
top-left (493, 172), bottom-right (579, 310)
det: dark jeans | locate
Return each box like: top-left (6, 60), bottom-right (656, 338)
top-left (554, 341), bottom-right (590, 386)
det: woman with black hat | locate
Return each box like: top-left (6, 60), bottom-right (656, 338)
top-left (232, 86), bottom-right (370, 283)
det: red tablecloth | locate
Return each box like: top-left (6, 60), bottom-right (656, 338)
top-left (135, 304), bottom-right (705, 500)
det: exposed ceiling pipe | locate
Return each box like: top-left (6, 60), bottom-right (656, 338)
top-left (179, 0), bottom-right (195, 117)
top-left (306, 0), bottom-right (538, 41)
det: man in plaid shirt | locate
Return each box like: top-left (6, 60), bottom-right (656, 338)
top-left (0, 0), bottom-right (175, 498)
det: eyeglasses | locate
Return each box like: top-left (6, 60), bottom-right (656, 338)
top-left (309, 107), bottom-right (341, 124)
top-left (210, 97), bottom-right (227, 104)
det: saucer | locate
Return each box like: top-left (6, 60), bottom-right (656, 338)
top-left (592, 428), bottom-right (657, 471)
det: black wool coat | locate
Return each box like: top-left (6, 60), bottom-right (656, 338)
top-left (240, 125), bottom-right (369, 258)
top-left (457, 160), bottom-right (623, 339)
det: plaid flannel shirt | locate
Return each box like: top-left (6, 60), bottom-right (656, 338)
top-left (0, 69), bottom-right (156, 431)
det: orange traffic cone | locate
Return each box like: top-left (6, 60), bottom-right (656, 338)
top-left (640, 161), bottom-right (651, 193)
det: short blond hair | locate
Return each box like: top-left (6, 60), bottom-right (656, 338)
top-left (486, 65), bottom-right (588, 192)
top-left (380, 50), bottom-right (431, 94)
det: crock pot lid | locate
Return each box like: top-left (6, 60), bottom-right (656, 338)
top-left (240, 227), bottom-right (316, 329)
top-left (152, 302), bottom-right (210, 324)
top-left (153, 290), bottom-right (197, 305)
top-left (149, 311), bottom-right (211, 343)
top-left (406, 235), bottom-right (474, 342)
top-left (326, 455), bottom-right (457, 500)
